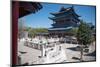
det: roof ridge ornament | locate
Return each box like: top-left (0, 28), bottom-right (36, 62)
top-left (59, 6), bottom-right (66, 12)
top-left (70, 5), bottom-right (74, 11)
top-left (72, 5), bottom-right (74, 8)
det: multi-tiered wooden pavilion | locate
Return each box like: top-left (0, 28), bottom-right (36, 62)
top-left (48, 6), bottom-right (80, 37)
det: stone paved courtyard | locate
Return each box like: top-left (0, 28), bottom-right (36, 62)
top-left (18, 39), bottom-right (96, 65)
top-left (62, 43), bottom-right (96, 62)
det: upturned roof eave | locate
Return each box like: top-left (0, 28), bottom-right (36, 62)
top-left (50, 7), bottom-right (80, 17)
top-left (19, 2), bottom-right (43, 18)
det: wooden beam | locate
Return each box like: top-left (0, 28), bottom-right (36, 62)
top-left (12, 1), bottom-right (19, 65)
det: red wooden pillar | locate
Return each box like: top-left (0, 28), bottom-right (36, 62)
top-left (12, 1), bottom-right (19, 65)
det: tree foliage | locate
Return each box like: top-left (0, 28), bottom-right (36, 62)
top-left (77, 21), bottom-right (93, 46)
top-left (76, 20), bottom-right (94, 61)
top-left (18, 19), bottom-right (26, 38)
top-left (68, 27), bottom-right (78, 36)
top-left (25, 27), bottom-right (48, 37)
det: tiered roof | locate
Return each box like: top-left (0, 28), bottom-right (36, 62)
top-left (48, 6), bottom-right (80, 31)
top-left (49, 6), bottom-right (80, 21)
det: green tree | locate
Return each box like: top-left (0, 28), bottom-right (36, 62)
top-left (77, 21), bottom-right (93, 61)
top-left (69, 27), bottom-right (78, 36)
top-left (25, 27), bottom-right (48, 38)
top-left (18, 19), bottom-right (25, 39)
